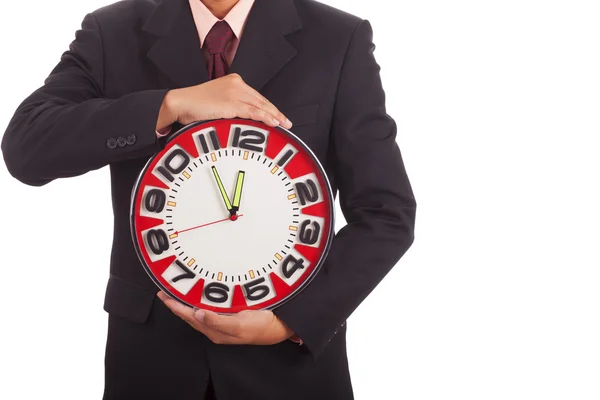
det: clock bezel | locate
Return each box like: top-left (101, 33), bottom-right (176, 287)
top-left (129, 118), bottom-right (335, 313)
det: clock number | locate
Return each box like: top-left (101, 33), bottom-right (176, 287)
top-left (243, 278), bottom-right (270, 301)
top-left (144, 189), bottom-right (166, 213)
top-left (299, 220), bottom-right (321, 245)
top-left (204, 282), bottom-right (230, 303)
top-left (282, 255), bottom-right (306, 279)
top-left (197, 129), bottom-right (220, 154)
top-left (172, 260), bottom-right (195, 283)
top-left (157, 149), bottom-right (190, 182)
top-left (295, 179), bottom-right (319, 206)
top-left (232, 128), bottom-right (266, 152)
top-left (276, 149), bottom-right (294, 167)
top-left (146, 229), bottom-right (170, 255)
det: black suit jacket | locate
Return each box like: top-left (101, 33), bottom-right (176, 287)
top-left (2, 0), bottom-right (416, 399)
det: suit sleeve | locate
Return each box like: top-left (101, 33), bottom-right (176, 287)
top-left (273, 20), bottom-right (417, 358)
top-left (1, 13), bottom-right (169, 186)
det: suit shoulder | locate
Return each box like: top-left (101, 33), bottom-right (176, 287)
top-left (294, 0), bottom-right (364, 32)
top-left (89, 0), bottom-right (158, 26)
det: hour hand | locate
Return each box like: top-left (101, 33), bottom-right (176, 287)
top-left (231, 170), bottom-right (245, 214)
top-left (211, 166), bottom-right (233, 214)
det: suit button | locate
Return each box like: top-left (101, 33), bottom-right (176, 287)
top-left (106, 138), bottom-right (118, 149)
top-left (117, 137), bottom-right (127, 147)
top-left (127, 134), bottom-right (137, 145)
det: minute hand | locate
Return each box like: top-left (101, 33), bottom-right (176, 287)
top-left (231, 170), bottom-right (245, 214)
top-left (211, 166), bottom-right (233, 213)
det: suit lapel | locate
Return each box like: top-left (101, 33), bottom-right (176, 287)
top-left (229, 0), bottom-right (303, 92)
top-left (142, 0), bottom-right (302, 90)
top-left (143, 0), bottom-right (209, 88)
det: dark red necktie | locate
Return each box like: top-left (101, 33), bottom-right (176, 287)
top-left (203, 21), bottom-right (235, 80)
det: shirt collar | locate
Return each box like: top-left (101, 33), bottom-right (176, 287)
top-left (189, 0), bottom-right (255, 47)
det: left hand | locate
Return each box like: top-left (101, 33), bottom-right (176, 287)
top-left (157, 291), bottom-right (295, 345)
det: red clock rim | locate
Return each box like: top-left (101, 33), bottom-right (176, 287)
top-left (129, 118), bottom-right (335, 314)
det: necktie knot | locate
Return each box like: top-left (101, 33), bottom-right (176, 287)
top-left (204, 21), bottom-right (235, 55)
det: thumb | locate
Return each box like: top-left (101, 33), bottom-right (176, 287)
top-left (194, 309), bottom-right (206, 323)
top-left (194, 309), bottom-right (224, 328)
top-left (196, 310), bottom-right (244, 337)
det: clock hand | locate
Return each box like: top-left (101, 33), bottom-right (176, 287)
top-left (211, 166), bottom-right (233, 214)
top-left (176, 214), bottom-right (245, 235)
top-left (231, 170), bottom-right (245, 215)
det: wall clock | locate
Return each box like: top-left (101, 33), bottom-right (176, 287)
top-left (130, 119), bottom-right (334, 313)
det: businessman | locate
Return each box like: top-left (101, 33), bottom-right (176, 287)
top-left (1, 0), bottom-right (416, 399)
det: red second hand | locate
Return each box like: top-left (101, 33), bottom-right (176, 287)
top-left (177, 214), bottom-right (244, 235)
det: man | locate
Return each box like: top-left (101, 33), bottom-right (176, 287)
top-left (1, 0), bottom-right (416, 399)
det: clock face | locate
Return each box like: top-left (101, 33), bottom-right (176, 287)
top-left (130, 119), bottom-right (334, 313)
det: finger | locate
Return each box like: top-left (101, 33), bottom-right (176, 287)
top-left (251, 95), bottom-right (291, 129)
top-left (197, 326), bottom-right (240, 345)
top-left (195, 310), bottom-right (244, 338)
top-left (157, 291), bottom-right (197, 324)
top-left (156, 291), bottom-right (169, 302)
top-left (191, 311), bottom-right (246, 345)
top-left (157, 292), bottom-right (248, 345)
top-left (240, 89), bottom-right (292, 129)
top-left (236, 104), bottom-right (281, 127)
top-left (157, 292), bottom-right (243, 344)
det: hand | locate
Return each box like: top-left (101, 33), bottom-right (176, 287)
top-left (157, 292), bottom-right (295, 345)
top-left (156, 73), bottom-right (293, 131)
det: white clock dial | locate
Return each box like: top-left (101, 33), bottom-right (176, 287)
top-left (132, 120), bottom-right (334, 313)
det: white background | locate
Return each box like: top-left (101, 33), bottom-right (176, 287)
top-left (1, 0), bottom-right (599, 399)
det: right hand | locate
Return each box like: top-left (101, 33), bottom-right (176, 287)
top-left (156, 73), bottom-right (292, 131)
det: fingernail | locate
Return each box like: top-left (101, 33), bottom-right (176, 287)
top-left (195, 310), bottom-right (206, 323)
top-left (285, 118), bottom-right (292, 128)
top-left (272, 118), bottom-right (280, 126)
